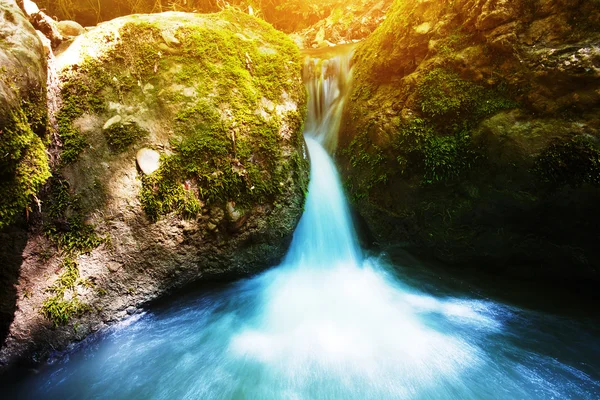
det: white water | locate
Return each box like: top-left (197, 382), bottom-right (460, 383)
top-left (6, 48), bottom-right (600, 399)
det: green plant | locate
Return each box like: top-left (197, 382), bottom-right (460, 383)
top-left (40, 258), bottom-right (91, 327)
top-left (0, 109), bottom-right (51, 229)
top-left (534, 136), bottom-right (600, 187)
top-left (44, 178), bottom-right (104, 254)
top-left (103, 121), bottom-right (148, 153)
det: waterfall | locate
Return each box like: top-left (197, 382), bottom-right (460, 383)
top-left (303, 43), bottom-right (356, 153)
top-left (283, 138), bottom-right (360, 267)
top-left (281, 44), bottom-right (360, 268)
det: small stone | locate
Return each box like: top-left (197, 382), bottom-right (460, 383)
top-left (57, 20), bottom-right (85, 37)
top-left (226, 201), bottom-right (242, 222)
top-left (414, 22), bottom-right (431, 34)
top-left (182, 87), bottom-right (196, 97)
top-left (136, 148), bottom-right (161, 175)
top-left (22, 0), bottom-right (40, 15)
top-left (143, 83), bottom-right (155, 93)
top-left (103, 115), bottom-right (122, 130)
top-left (161, 30), bottom-right (180, 47)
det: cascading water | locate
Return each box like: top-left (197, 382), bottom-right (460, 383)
top-left (6, 46), bottom-right (600, 399)
top-left (303, 44), bottom-right (355, 153)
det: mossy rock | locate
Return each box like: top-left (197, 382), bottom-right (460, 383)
top-left (0, 9), bottom-right (310, 370)
top-left (33, 6), bottom-right (310, 327)
top-left (56, 9), bottom-right (308, 220)
top-left (0, 0), bottom-right (50, 230)
top-left (339, 0), bottom-right (600, 281)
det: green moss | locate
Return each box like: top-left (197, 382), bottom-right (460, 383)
top-left (533, 135), bottom-right (600, 187)
top-left (422, 131), bottom-right (478, 184)
top-left (58, 60), bottom-right (112, 165)
top-left (44, 178), bottom-right (104, 254)
top-left (0, 109), bottom-right (51, 229)
top-left (344, 67), bottom-right (516, 197)
top-left (104, 121), bottom-right (148, 153)
top-left (344, 125), bottom-right (388, 200)
top-left (416, 68), bottom-right (517, 131)
top-left (40, 257), bottom-right (90, 327)
top-left (49, 257), bottom-right (80, 294)
top-left (41, 296), bottom-right (89, 327)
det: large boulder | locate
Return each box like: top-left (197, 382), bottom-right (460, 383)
top-left (0, 9), bottom-right (308, 370)
top-left (339, 0), bottom-right (600, 282)
top-left (0, 0), bottom-right (49, 230)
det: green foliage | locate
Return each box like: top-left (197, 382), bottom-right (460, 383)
top-left (41, 258), bottom-right (90, 327)
top-left (345, 66), bottom-right (518, 197)
top-left (422, 131), bottom-right (477, 184)
top-left (417, 68), bottom-right (517, 129)
top-left (0, 109), bottom-right (51, 229)
top-left (58, 61), bottom-right (111, 164)
top-left (41, 296), bottom-right (89, 327)
top-left (44, 178), bottom-right (104, 254)
top-left (343, 121), bottom-right (389, 200)
top-left (49, 257), bottom-right (80, 294)
top-left (534, 136), bottom-right (600, 187)
top-left (104, 121), bottom-right (148, 153)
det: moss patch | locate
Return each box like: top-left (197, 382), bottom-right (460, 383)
top-left (43, 178), bottom-right (104, 254)
top-left (104, 120), bottom-right (148, 153)
top-left (41, 258), bottom-right (90, 327)
top-left (0, 109), bottom-right (51, 229)
top-left (344, 67), bottom-right (516, 197)
top-left (533, 135), bottom-right (600, 187)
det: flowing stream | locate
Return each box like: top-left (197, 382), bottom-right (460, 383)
top-left (5, 47), bottom-right (600, 400)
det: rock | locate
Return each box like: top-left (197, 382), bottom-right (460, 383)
top-left (0, 8), bottom-right (309, 372)
top-left (57, 20), bottom-right (85, 37)
top-left (136, 148), bottom-right (161, 175)
top-left (160, 30), bottom-right (180, 47)
top-left (102, 115), bottom-right (122, 130)
top-left (226, 201), bottom-right (242, 222)
top-left (340, 0), bottom-right (600, 282)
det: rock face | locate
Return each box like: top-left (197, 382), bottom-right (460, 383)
top-left (0, 10), bottom-right (309, 371)
top-left (339, 0), bottom-right (600, 282)
top-left (56, 20), bottom-right (84, 37)
top-left (292, 0), bottom-right (394, 48)
top-left (0, 0), bottom-right (49, 230)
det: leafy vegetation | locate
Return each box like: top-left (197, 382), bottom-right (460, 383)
top-left (41, 258), bottom-right (91, 327)
top-left (344, 66), bottom-right (516, 198)
top-left (104, 120), bottom-right (148, 153)
top-left (534, 136), bottom-right (600, 187)
top-left (0, 108), bottom-right (51, 229)
top-left (44, 178), bottom-right (104, 254)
